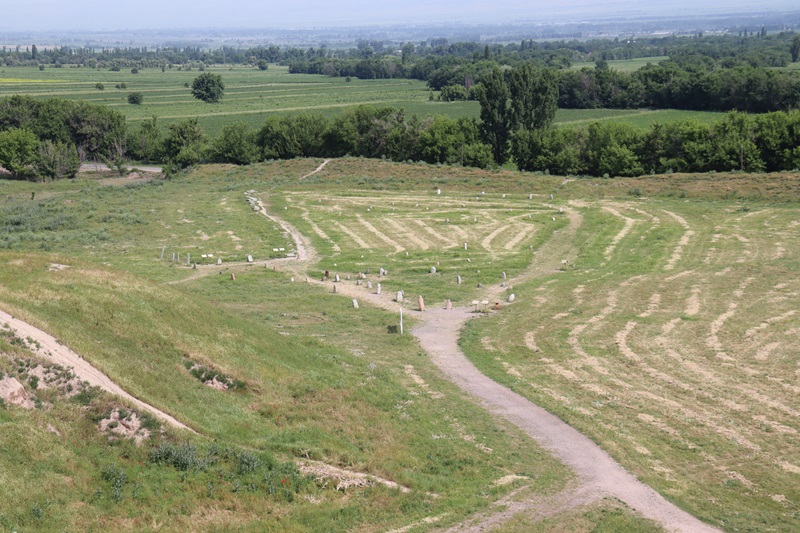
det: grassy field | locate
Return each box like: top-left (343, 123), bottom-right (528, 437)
top-left (0, 161), bottom-right (579, 531)
top-left (0, 64), bottom-right (722, 138)
top-left (3, 158), bottom-right (799, 531)
top-left (570, 56), bottom-right (669, 72)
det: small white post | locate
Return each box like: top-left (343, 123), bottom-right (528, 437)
top-left (399, 308), bottom-right (403, 335)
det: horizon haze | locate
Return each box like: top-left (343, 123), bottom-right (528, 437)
top-left (2, 0), bottom-right (799, 32)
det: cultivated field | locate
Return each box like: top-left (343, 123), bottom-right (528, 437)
top-left (0, 64), bottom-right (723, 138)
top-left (569, 56), bottom-right (669, 72)
top-left (1, 159), bottom-right (798, 531)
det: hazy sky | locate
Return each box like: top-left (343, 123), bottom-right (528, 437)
top-left (1, 0), bottom-right (797, 31)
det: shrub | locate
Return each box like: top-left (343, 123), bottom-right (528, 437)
top-left (127, 92), bottom-right (143, 105)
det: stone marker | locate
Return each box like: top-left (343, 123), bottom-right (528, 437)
top-left (508, 294), bottom-right (516, 302)
top-left (477, 282), bottom-right (483, 288)
top-left (418, 295), bottom-right (425, 312)
top-left (529, 194), bottom-right (533, 200)
top-left (559, 207), bottom-right (563, 213)
top-left (291, 277), bottom-right (295, 282)
top-left (335, 274), bottom-right (340, 282)
top-left (561, 260), bottom-right (568, 271)
top-left (171, 253), bottom-right (175, 262)
top-left (273, 265), bottom-right (278, 272)
top-left (436, 188), bottom-right (441, 195)
top-left (550, 194), bottom-right (554, 199)
top-left (160, 246), bottom-right (166, 260)
top-left (501, 282), bottom-right (506, 287)
top-left (376, 283), bottom-right (381, 295)
top-left (247, 255), bottom-right (253, 262)
top-left (231, 273), bottom-right (236, 281)
top-left (193, 263), bottom-right (197, 270)
top-left (502, 272), bottom-right (507, 279)
top-left (217, 258), bottom-right (222, 265)
top-left (367, 281), bottom-right (372, 289)
top-left (467, 258), bottom-right (471, 263)
top-left (446, 299), bottom-right (452, 310)
top-left (346, 274), bottom-right (351, 280)
top-left (430, 266), bottom-right (436, 274)
top-left (356, 279), bottom-right (362, 285)
top-left (456, 275), bottom-right (462, 284)
top-left (396, 291), bottom-right (403, 303)
top-left (464, 242), bottom-right (468, 250)
top-left (353, 299), bottom-right (359, 309)
top-left (333, 284), bottom-right (338, 293)
top-left (502, 193), bottom-right (506, 198)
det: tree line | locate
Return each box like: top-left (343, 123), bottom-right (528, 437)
top-left (3, 94), bottom-right (800, 182)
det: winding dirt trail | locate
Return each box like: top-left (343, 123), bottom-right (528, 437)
top-left (0, 309), bottom-right (194, 432)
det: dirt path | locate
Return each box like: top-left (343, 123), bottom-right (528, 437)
top-left (299, 159), bottom-right (331, 180)
top-left (0, 309), bottom-right (194, 432)
top-left (414, 307), bottom-right (716, 533)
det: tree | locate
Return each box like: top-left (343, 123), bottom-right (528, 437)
top-left (211, 123), bottom-right (259, 165)
top-left (475, 67), bottom-right (511, 165)
top-left (127, 116), bottom-right (163, 163)
top-left (0, 128), bottom-right (39, 179)
top-left (792, 34), bottom-right (800, 63)
top-left (257, 60), bottom-right (268, 70)
top-left (127, 92), bottom-right (143, 105)
top-left (508, 64), bottom-right (559, 131)
top-left (191, 73), bottom-right (224, 103)
top-left (163, 118), bottom-right (206, 167)
top-left (36, 140), bottom-right (79, 181)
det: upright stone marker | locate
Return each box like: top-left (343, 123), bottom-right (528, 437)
top-left (396, 291), bottom-right (403, 303)
top-left (160, 246), bottom-right (166, 260)
top-left (376, 283), bottom-right (381, 295)
top-left (418, 295), bottom-right (425, 312)
top-left (446, 299), bottom-right (452, 310)
top-left (430, 266), bottom-right (436, 274)
top-left (171, 253), bottom-right (175, 262)
top-left (367, 281), bottom-right (372, 289)
top-left (353, 299), bottom-right (359, 309)
top-left (247, 255), bottom-right (253, 262)
top-left (508, 294), bottom-right (516, 302)
top-left (456, 275), bottom-right (462, 285)
top-left (217, 258), bottom-right (222, 265)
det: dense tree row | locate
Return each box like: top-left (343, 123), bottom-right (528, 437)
top-left (3, 96), bottom-right (800, 182)
top-left (516, 111), bottom-right (800, 176)
top-left (558, 60), bottom-right (800, 112)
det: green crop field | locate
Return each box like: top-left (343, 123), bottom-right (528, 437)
top-left (570, 56), bottom-right (669, 72)
top-left (1, 64), bottom-right (725, 139)
top-left (2, 158), bottom-right (800, 531)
